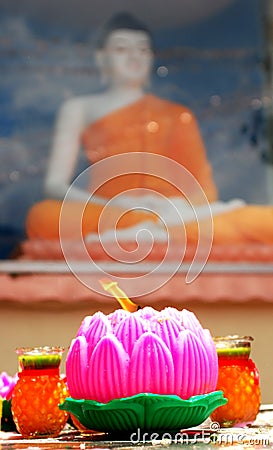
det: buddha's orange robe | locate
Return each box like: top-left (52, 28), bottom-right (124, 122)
top-left (81, 94), bottom-right (217, 203)
top-left (26, 95), bottom-right (273, 244)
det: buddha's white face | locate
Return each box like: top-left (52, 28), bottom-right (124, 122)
top-left (97, 29), bottom-right (154, 88)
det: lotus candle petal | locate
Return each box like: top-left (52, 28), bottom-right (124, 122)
top-left (66, 336), bottom-right (89, 399)
top-left (66, 307), bottom-right (218, 403)
top-left (115, 314), bottom-right (148, 355)
top-left (88, 334), bottom-right (130, 403)
top-left (129, 332), bottom-right (175, 397)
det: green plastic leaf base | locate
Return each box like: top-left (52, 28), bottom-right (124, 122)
top-left (60, 391), bottom-right (227, 433)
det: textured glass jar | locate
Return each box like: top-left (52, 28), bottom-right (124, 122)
top-left (11, 346), bottom-right (69, 438)
top-left (211, 335), bottom-right (261, 427)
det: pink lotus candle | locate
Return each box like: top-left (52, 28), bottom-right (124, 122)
top-left (66, 307), bottom-right (218, 403)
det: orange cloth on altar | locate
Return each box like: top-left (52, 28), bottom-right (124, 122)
top-left (26, 200), bottom-right (158, 240)
top-left (26, 200), bottom-right (273, 244)
top-left (25, 94), bottom-right (273, 245)
top-left (183, 205), bottom-right (273, 245)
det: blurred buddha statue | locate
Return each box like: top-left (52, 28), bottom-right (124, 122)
top-left (25, 12), bottom-right (273, 246)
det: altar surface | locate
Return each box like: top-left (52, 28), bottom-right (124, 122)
top-left (1, 405), bottom-right (273, 449)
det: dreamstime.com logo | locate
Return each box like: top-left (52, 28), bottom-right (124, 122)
top-left (129, 422), bottom-right (271, 446)
top-left (59, 152), bottom-right (214, 297)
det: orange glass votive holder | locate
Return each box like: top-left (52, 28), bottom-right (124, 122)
top-left (11, 346), bottom-right (69, 438)
top-left (211, 335), bottom-right (261, 427)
